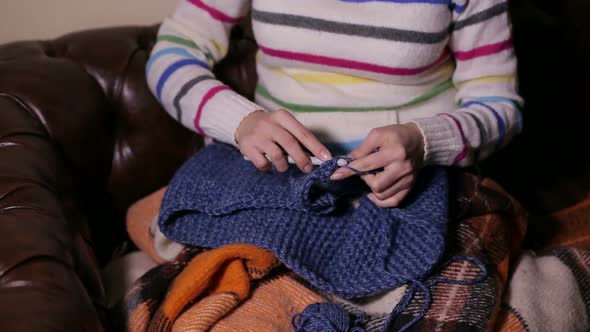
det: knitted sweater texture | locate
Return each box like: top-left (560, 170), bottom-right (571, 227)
top-left (147, 0), bottom-right (522, 165)
top-left (158, 143), bottom-right (449, 298)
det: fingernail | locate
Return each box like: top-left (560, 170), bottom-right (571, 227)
top-left (320, 150), bottom-right (332, 161)
top-left (304, 164), bottom-right (313, 173)
top-left (330, 172), bottom-right (343, 180)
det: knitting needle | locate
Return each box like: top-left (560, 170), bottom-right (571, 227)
top-left (244, 155), bottom-right (350, 167)
top-left (243, 155), bottom-right (328, 166)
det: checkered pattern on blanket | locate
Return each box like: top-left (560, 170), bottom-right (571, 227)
top-left (118, 171), bottom-right (590, 331)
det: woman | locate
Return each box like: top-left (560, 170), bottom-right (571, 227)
top-left (146, 0), bottom-right (521, 206)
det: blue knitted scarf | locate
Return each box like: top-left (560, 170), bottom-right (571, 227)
top-left (158, 143), bottom-right (449, 299)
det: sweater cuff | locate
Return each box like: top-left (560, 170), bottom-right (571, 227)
top-left (407, 116), bottom-right (465, 166)
top-left (199, 90), bottom-right (263, 146)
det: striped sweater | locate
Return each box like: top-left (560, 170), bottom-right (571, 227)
top-left (147, 0), bottom-right (522, 166)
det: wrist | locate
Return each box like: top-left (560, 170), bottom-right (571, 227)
top-left (403, 122), bottom-right (425, 165)
top-left (235, 110), bottom-right (266, 145)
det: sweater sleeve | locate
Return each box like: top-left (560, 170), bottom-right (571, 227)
top-left (147, 0), bottom-right (262, 145)
top-left (410, 0), bottom-right (523, 166)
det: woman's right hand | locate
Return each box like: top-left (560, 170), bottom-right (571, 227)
top-left (235, 109), bottom-right (332, 173)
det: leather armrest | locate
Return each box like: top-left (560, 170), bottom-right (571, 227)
top-left (0, 23), bottom-right (258, 330)
top-left (0, 95), bottom-right (104, 331)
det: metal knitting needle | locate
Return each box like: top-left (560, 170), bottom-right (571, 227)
top-left (244, 154), bottom-right (341, 166)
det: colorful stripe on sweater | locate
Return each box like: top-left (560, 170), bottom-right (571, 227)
top-left (146, 0), bottom-right (522, 165)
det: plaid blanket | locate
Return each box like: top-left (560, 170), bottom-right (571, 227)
top-left (116, 171), bottom-right (590, 331)
top-left (367, 172), bottom-right (527, 331)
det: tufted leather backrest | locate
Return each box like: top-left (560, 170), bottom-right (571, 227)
top-left (0, 24), bottom-right (259, 330)
top-left (0, 24), bottom-right (258, 263)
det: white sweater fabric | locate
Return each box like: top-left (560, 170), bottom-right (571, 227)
top-left (147, 0), bottom-right (523, 166)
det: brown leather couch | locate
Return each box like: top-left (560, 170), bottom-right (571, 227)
top-left (0, 1), bottom-right (588, 330)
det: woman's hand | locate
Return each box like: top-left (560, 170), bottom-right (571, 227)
top-left (235, 110), bottom-right (332, 173)
top-left (330, 123), bottom-right (425, 208)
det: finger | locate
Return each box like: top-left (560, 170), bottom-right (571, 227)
top-left (330, 150), bottom-right (391, 181)
top-left (274, 128), bottom-right (313, 173)
top-left (241, 145), bottom-right (271, 171)
top-left (364, 161), bottom-right (413, 193)
top-left (262, 142), bottom-right (289, 173)
top-left (371, 174), bottom-right (413, 201)
top-left (368, 189), bottom-right (410, 208)
top-left (273, 109), bottom-right (332, 161)
top-left (348, 129), bottom-right (382, 159)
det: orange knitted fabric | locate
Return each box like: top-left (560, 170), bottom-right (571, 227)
top-left (148, 244), bottom-right (279, 332)
top-left (174, 273), bottom-right (326, 332)
top-left (127, 187), bottom-right (168, 263)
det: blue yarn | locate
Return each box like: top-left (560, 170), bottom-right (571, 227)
top-left (340, 158), bottom-right (381, 176)
top-left (158, 143), bottom-right (449, 298)
top-left (290, 256), bottom-right (487, 331)
top-left (292, 303), bottom-right (366, 332)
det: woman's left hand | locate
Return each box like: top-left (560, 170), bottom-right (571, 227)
top-left (330, 123), bottom-right (425, 208)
